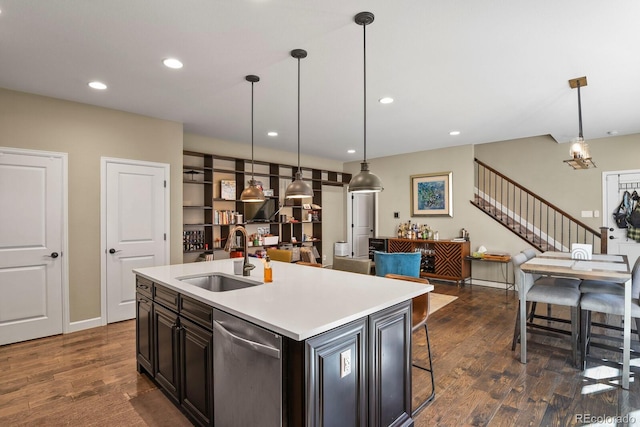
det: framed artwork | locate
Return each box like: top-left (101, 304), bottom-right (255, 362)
top-left (220, 180), bottom-right (236, 200)
top-left (411, 172), bottom-right (453, 217)
top-left (263, 189), bottom-right (274, 197)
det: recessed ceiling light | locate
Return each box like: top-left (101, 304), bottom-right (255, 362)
top-left (379, 97), bottom-right (394, 104)
top-left (347, 149), bottom-right (356, 154)
top-left (449, 131), bottom-right (461, 136)
top-left (88, 81), bottom-right (107, 90)
top-left (163, 58), bottom-right (183, 69)
top-left (267, 131), bottom-right (278, 137)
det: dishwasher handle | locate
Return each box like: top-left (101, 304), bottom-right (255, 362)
top-left (214, 320), bottom-right (281, 359)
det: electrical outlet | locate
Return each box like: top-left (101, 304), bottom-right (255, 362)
top-left (594, 210), bottom-right (600, 218)
top-left (340, 349), bottom-right (351, 378)
top-left (322, 255), bottom-right (327, 262)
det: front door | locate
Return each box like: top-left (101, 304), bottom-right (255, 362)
top-left (604, 170), bottom-right (640, 266)
top-left (0, 148), bottom-right (65, 345)
top-left (104, 159), bottom-right (168, 323)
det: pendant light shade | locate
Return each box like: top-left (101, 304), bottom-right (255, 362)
top-left (285, 49), bottom-right (314, 199)
top-left (240, 75), bottom-right (266, 202)
top-left (349, 11), bottom-right (383, 193)
top-left (563, 76), bottom-right (596, 170)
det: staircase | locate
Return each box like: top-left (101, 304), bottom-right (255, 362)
top-left (471, 159), bottom-right (608, 253)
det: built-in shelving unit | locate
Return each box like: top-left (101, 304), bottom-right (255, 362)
top-left (183, 151), bottom-right (351, 262)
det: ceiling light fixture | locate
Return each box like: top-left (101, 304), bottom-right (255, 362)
top-left (163, 58), bottom-right (183, 69)
top-left (347, 149), bottom-right (356, 154)
top-left (267, 131), bottom-right (278, 137)
top-left (449, 131), bottom-right (461, 136)
top-left (379, 97), bottom-right (394, 104)
top-left (285, 49), bottom-right (314, 199)
top-left (240, 75), bottom-right (266, 203)
top-left (88, 81), bottom-right (107, 90)
top-left (564, 76), bottom-right (596, 170)
top-left (349, 12), bottom-right (383, 193)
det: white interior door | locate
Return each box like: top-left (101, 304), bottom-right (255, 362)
top-left (0, 148), bottom-right (65, 345)
top-left (603, 170), bottom-right (640, 266)
top-left (105, 160), bottom-right (168, 323)
top-left (351, 193), bottom-right (374, 258)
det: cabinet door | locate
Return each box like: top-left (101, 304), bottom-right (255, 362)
top-left (154, 304), bottom-right (180, 402)
top-left (306, 318), bottom-right (367, 427)
top-left (180, 317), bottom-right (213, 427)
top-left (136, 293), bottom-right (153, 374)
top-left (368, 301), bottom-right (412, 427)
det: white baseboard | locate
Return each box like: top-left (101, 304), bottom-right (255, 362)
top-left (66, 317), bottom-right (103, 334)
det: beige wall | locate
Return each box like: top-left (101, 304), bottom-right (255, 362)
top-left (0, 88), bottom-right (184, 322)
top-left (184, 133), bottom-right (346, 261)
top-left (346, 133), bottom-right (640, 282)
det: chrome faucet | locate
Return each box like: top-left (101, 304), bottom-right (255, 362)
top-left (224, 225), bottom-right (255, 276)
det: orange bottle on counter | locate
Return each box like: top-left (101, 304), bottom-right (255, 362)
top-left (264, 256), bottom-right (273, 283)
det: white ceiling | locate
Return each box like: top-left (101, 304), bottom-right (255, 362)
top-left (1, 0), bottom-right (639, 161)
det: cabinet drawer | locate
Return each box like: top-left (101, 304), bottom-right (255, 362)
top-left (180, 295), bottom-right (213, 329)
top-left (154, 284), bottom-right (179, 311)
top-left (136, 276), bottom-right (153, 298)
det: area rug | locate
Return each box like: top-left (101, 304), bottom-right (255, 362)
top-left (429, 293), bottom-right (458, 314)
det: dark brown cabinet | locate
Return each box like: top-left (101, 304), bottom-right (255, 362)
top-left (388, 238), bottom-right (471, 284)
top-left (136, 276), bottom-right (414, 427)
top-left (180, 317), bottom-right (213, 427)
top-left (136, 278), bottom-right (153, 375)
top-left (136, 282), bottom-right (214, 426)
top-left (153, 303), bottom-right (180, 403)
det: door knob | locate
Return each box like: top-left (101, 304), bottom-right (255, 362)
top-left (609, 235), bottom-right (615, 240)
top-left (46, 252), bottom-right (59, 258)
top-left (109, 248), bottom-right (121, 254)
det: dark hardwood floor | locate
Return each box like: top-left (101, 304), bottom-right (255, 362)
top-left (1, 283), bottom-right (638, 426)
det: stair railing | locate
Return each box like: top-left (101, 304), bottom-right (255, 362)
top-left (473, 158), bottom-right (606, 253)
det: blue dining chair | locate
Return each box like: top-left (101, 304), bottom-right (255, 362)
top-left (374, 251), bottom-right (421, 278)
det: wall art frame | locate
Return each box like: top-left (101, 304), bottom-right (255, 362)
top-left (411, 171), bottom-right (453, 217)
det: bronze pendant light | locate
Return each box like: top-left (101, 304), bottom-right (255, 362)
top-left (240, 75), bottom-right (266, 202)
top-left (564, 76), bottom-right (596, 169)
top-left (285, 49), bottom-right (314, 199)
top-left (349, 11), bottom-right (384, 193)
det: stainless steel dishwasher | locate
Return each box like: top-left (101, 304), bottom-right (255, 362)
top-left (213, 309), bottom-right (283, 427)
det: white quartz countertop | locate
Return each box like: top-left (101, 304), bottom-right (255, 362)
top-left (134, 258), bottom-right (432, 341)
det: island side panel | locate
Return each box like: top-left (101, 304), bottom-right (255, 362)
top-left (305, 318), bottom-right (368, 427)
top-left (369, 301), bottom-right (413, 427)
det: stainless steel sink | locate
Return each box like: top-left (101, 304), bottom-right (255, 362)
top-left (178, 272), bottom-right (262, 292)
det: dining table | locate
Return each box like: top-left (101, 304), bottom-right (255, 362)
top-left (519, 251), bottom-right (632, 389)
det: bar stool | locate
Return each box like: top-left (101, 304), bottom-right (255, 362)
top-left (385, 273), bottom-right (435, 415)
top-left (580, 257), bottom-right (640, 369)
top-left (511, 252), bottom-right (582, 366)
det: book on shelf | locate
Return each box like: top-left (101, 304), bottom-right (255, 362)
top-left (214, 210), bottom-right (236, 225)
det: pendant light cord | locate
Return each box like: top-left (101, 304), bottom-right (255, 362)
top-left (577, 81), bottom-right (583, 139)
top-left (251, 80), bottom-right (255, 179)
top-left (362, 22), bottom-right (367, 163)
top-left (297, 56), bottom-right (301, 174)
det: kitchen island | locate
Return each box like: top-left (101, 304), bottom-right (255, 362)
top-left (134, 258), bottom-right (432, 427)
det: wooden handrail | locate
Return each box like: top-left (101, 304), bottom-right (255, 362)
top-left (474, 158), bottom-right (601, 238)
